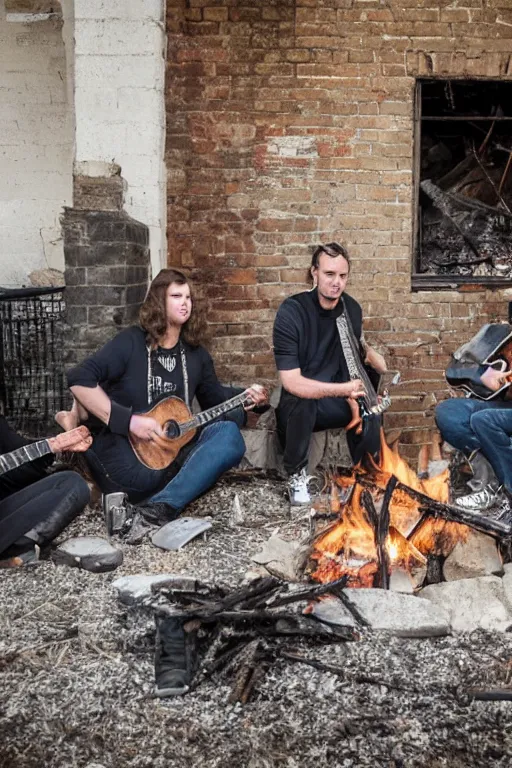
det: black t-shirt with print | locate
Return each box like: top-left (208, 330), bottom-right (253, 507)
top-left (149, 343), bottom-right (185, 404)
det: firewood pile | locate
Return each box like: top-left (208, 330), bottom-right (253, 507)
top-left (149, 575), bottom-right (363, 703)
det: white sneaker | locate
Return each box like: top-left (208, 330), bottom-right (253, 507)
top-left (455, 485), bottom-right (499, 512)
top-left (287, 467), bottom-right (316, 506)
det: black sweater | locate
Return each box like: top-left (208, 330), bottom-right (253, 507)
top-left (67, 326), bottom-right (241, 436)
top-left (273, 289), bottom-right (364, 383)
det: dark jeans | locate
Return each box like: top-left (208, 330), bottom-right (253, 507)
top-left (0, 470), bottom-right (90, 557)
top-left (276, 390), bottom-right (381, 475)
top-left (435, 398), bottom-right (512, 491)
top-left (85, 421), bottom-right (246, 510)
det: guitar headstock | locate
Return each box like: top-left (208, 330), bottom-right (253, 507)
top-left (48, 425), bottom-right (93, 454)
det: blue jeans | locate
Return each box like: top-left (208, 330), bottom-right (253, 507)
top-left (435, 398), bottom-right (512, 491)
top-left (85, 420), bottom-right (245, 510)
top-left (149, 421), bottom-right (245, 510)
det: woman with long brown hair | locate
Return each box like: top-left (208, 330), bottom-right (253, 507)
top-left (64, 268), bottom-right (267, 542)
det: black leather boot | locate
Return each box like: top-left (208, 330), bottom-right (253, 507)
top-left (154, 615), bottom-right (197, 697)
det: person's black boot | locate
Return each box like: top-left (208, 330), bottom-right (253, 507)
top-left (154, 615), bottom-right (196, 698)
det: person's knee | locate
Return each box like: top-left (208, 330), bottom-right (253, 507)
top-left (56, 471), bottom-right (90, 510)
top-left (434, 399), bottom-right (456, 431)
top-left (470, 410), bottom-right (499, 440)
top-left (220, 422), bottom-right (246, 465)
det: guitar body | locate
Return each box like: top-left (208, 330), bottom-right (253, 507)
top-left (129, 396), bottom-right (197, 471)
top-left (445, 323), bottom-right (512, 400)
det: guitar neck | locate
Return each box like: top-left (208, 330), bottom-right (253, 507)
top-left (178, 390), bottom-right (250, 435)
top-left (0, 439), bottom-right (51, 477)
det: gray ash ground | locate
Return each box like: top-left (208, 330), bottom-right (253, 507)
top-left (2, 471), bottom-right (512, 768)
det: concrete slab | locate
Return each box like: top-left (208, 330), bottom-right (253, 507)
top-left (342, 588), bottom-right (451, 637)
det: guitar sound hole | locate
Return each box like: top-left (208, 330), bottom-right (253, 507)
top-left (165, 420), bottom-right (181, 439)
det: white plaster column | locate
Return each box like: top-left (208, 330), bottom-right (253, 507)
top-left (0, 0), bottom-right (73, 285)
top-left (73, 0), bottom-right (167, 277)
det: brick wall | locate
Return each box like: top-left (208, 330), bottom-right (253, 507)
top-left (166, 0), bottom-right (512, 458)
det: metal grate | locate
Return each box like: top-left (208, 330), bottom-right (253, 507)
top-left (0, 286), bottom-right (70, 437)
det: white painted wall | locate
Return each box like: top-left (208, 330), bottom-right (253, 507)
top-left (74, 0), bottom-right (167, 278)
top-left (0, 2), bottom-right (73, 286)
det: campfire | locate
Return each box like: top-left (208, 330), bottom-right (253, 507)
top-left (309, 432), bottom-right (491, 590)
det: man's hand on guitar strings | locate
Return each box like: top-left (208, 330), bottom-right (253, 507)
top-left (480, 366), bottom-right (511, 392)
top-left (129, 414), bottom-right (164, 442)
top-left (338, 379), bottom-right (366, 399)
top-left (243, 383), bottom-right (269, 411)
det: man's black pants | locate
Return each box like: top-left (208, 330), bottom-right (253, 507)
top-left (276, 390), bottom-right (381, 475)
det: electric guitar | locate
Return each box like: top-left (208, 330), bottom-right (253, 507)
top-left (0, 425), bottom-right (92, 476)
top-left (445, 323), bottom-right (512, 400)
top-left (130, 387), bottom-right (263, 470)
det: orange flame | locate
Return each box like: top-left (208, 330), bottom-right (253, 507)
top-left (310, 432), bottom-right (468, 586)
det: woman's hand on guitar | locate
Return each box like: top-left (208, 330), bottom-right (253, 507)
top-left (244, 383), bottom-right (269, 410)
top-left (338, 380), bottom-right (366, 399)
top-left (129, 414), bottom-right (164, 442)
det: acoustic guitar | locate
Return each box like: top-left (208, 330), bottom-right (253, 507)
top-left (130, 387), bottom-right (262, 470)
top-left (0, 425), bottom-right (92, 476)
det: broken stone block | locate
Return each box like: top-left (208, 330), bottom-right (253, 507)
top-left (230, 494), bottom-right (245, 526)
top-left (342, 588), bottom-right (450, 637)
top-left (251, 534), bottom-right (304, 581)
top-left (52, 537), bottom-right (123, 573)
top-left (309, 596), bottom-right (357, 627)
top-left (389, 569), bottom-right (415, 594)
top-left (112, 574), bottom-right (196, 605)
top-left (443, 530), bottom-right (504, 581)
top-left (151, 517), bottom-right (212, 551)
top-left (420, 576), bottom-right (512, 632)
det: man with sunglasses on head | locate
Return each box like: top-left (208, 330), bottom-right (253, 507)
top-left (273, 242), bottom-right (387, 506)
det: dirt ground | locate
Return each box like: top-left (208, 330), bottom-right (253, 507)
top-left (1, 472), bottom-right (512, 768)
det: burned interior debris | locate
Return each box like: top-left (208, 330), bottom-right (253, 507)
top-left (414, 79), bottom-right (512, 288)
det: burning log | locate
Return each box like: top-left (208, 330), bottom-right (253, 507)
top-left (391, 480), bottom-right (512, 540)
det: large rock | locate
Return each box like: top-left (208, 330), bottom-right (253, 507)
top-left (341, 588), bottom-right (450, 637)
top-left (113, 574), bottom-right (197, 605)
top-left (421, 576), bottom-right (512, 632)
top-left (499, 562), bottom-right (512, 609)
top-left (52, 537), bottom-right (123, 573)
top-left (251, 534), bottom-right (305, 581)
top-left (443, 530), bottom-right (503, 581)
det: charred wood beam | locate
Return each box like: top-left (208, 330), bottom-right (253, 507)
top-left (361, 489), bottom-right (390, 589)
top-left (356, 475), bottom-right (512, 538)
top-left (471, 144), bottom-right (511, 213)
top-left (467, 687), bottom-right (512, 701)
top-left (395, 481), bottom-right (512, 539)
top-left (446, 189), bottom-right (512, 221)
top-left (421, 180), bottom-right (488, 263)
top-left (499, 152), bottom-right (512, 198)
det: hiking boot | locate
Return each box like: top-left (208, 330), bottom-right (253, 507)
top-left (0, 545), bottom-right (40, 569)
top-left (154, 615), bottom-right (196, 698)
top-left (467, 450), bottom-right (500, 494)
top-left (455, 484), bottom-right (501, 512)
top-left (287, 467), bottom-right (317, 507)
